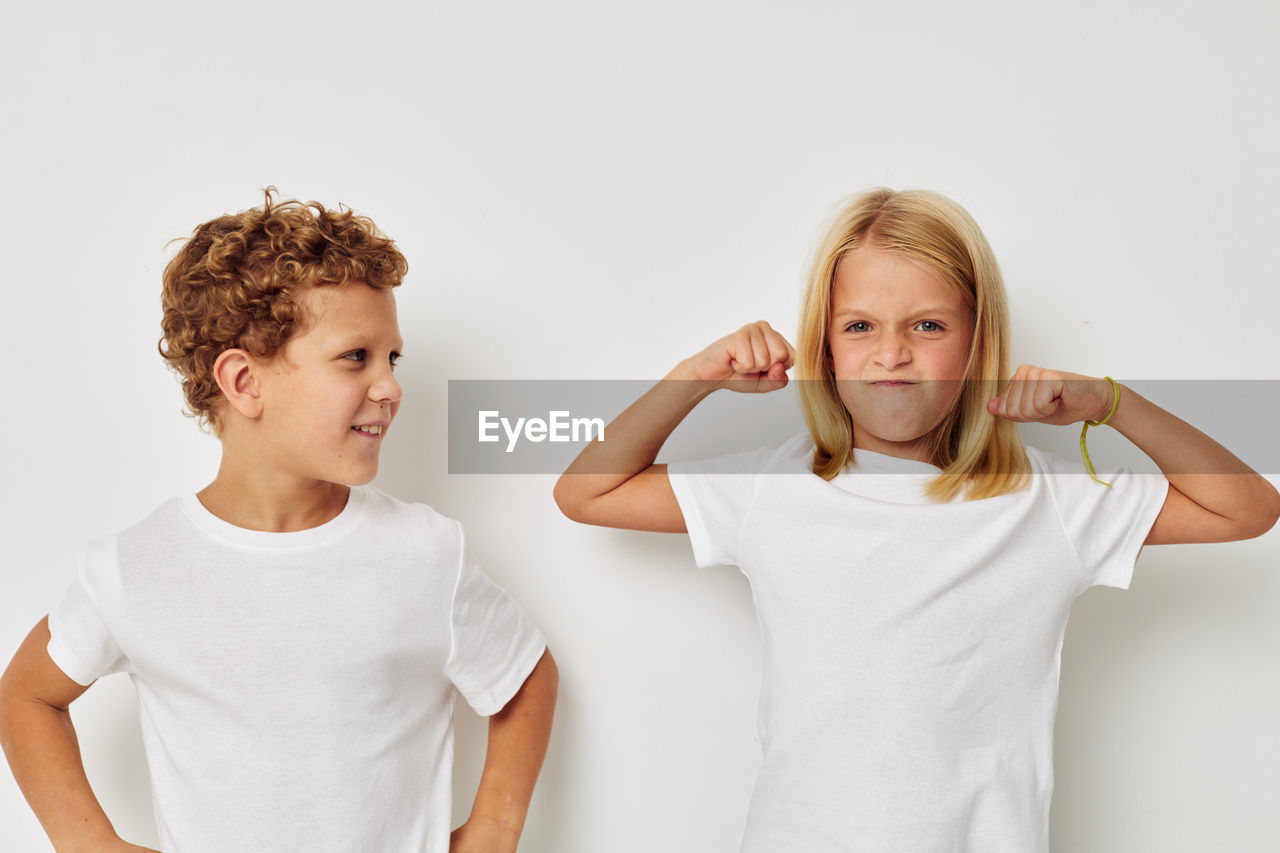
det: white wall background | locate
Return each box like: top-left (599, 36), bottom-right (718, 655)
top-left (2, 1), bottom-right (1278, 850)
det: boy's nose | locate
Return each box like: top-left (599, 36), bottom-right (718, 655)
top-left (371, 371), bottom-right (402, 404)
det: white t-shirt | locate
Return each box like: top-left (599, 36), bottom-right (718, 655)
top-left (667, 435), bottom-right (1169, 853)
top-left (47, 486), bottom-right (546, 853)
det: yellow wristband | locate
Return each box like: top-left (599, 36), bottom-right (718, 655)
top-left (1079, 376), bottom-right (1120, 487)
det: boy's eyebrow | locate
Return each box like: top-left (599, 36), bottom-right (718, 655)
top-left (332, 336), bottom-right (406, 351)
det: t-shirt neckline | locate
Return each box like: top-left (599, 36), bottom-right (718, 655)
top-left (179, 486), bottom-right (367, 550)
top-left (846, 447), bottom-right (943, 475)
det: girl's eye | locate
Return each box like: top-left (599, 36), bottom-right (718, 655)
top-left (917, 321), bottom-right (942, 332)
top-left (845, 321), bottom-right (871, 333)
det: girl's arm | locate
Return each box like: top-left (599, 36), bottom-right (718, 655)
top-left (450, 649), bottom-right (558, 853)
top-left (0, 618), bottom-right (157, 853)
top-left (988, 366), bottom-right (1280, 545)
top-left (553, 322), bottom-right (794, 532)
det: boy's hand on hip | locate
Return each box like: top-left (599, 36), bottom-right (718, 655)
top-left (67, 841), bottom-right (159, 853)
top-left (986, 364), bottom-right (1114, 426)
top-left (449, 818), bottom-right (519, 853)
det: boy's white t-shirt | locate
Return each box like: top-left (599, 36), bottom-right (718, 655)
top-left (667, 435), bottom-right (1169, 853)
top-left (47, 486), bottom-right (546, 853)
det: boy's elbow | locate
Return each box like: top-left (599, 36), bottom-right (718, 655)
top-left (0, 675), bottom-right (12, 736)
top-left (0, 669), bottom-right (29, 757)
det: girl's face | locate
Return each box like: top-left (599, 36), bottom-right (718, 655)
top-left (828, 247), bottom-right (975, 463)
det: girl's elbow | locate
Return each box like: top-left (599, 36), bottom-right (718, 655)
top-left (552, 477), bottom-right (583, 522)
top-left (1237, 481), bottom-right (1280, 540)
top-left (1258, 485), bottom-right (1280, 538)
top-left (553, 477), bottom-right (601, 525)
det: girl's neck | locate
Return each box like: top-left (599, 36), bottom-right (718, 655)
top-left (850, 432), bottom-right (939, 466)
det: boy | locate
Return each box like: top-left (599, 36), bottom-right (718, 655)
top-left (0, 191), bottom-right (557, 852)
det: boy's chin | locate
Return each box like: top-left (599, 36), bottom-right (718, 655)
top-left (338, 465), bottom-right (380, 487)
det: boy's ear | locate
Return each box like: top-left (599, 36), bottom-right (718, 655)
top-left (212, 348), bottom-right (264, 419)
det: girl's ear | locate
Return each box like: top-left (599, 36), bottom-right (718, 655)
top-left (212, 348), bottom-right (264, 420)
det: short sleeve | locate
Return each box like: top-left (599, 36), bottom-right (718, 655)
top-left (667, 443), bottom-right (789, 568)
top-left (47, 539), bottom-right (128, 686)
top-left (1038, 448), bottom-right (1170, 590)
top-left (444, 526), bottom-right (546, 717)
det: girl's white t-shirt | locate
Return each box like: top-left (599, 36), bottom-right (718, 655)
top-left (47, 486), bottom-right (546, 853)
top-left (667, 436), bottom-right (1169, 853)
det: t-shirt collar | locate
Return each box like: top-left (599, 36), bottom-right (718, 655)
top-left (179, 486), bottom-right (367, 550)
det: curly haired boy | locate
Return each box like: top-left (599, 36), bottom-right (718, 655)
top-left (0, 191), bottom-right (557, 853)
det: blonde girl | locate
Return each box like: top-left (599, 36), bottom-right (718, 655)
top-left (555, 188), bottom-right (1278, 852)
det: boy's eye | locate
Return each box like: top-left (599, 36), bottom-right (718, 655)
top-left (343, 350), bottom-right (402, 367)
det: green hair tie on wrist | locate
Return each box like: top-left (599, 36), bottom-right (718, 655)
top-left (1079, 376), bottom-right (1120, 487)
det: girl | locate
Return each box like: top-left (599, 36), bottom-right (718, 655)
top-left (553, 188), bottom-right (1280, 852)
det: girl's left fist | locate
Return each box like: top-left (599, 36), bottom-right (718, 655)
top-left (987, 365), bottom-right (1115, 426)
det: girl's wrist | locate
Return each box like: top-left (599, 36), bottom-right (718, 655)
top-left (1089, 378), bottom-right (1122, 425)
top-left (666, 357), bottom-right (723, 396)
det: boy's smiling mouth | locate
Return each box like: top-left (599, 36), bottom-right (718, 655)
top-left (353, 424), bottom-right (385, 436)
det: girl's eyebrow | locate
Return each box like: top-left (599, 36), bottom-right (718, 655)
top-left (831, 306), bottom-right (964, 320)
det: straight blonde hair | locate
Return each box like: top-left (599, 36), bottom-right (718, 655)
top-left (796, 188), bottom-right (1029, 502)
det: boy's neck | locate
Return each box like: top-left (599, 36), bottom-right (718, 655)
top-left (197, 463), bottom-right (352, 533)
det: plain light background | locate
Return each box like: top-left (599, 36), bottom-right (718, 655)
top-left (3, 1), bottom-right (1278, 850)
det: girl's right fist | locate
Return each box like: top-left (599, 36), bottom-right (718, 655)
top-left (690, 321), bottom-right (795, 393)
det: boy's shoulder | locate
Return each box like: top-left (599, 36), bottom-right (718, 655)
top-left (97, 486), bottom-right (465, 563)
top-left (356, 485), bottom-right (467, 545)
top-left (356, 484), bottom-right (457, 524)
top-left (75, 487), bottom-right (471, 605)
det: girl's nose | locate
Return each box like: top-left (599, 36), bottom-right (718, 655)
top-left (873, 331), bottom-right (912, 369)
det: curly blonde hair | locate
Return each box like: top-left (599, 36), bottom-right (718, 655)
top-left (159, 188), bottom-right (408, 432)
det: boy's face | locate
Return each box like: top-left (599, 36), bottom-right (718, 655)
top-left (252, 283), bottom-right (403, 487)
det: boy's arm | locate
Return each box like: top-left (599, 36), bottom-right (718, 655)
top-left (0, 618), bottom-right (156, 853)
top-left (988, 367), bottom-right (1280, 544)
top-left (553, 322), bottom-right (794, 532)
top-left (450, 649), bottom-right (558, 853)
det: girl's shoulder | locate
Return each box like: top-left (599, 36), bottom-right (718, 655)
top-left (671, 434), bottom-right (815, 478)
top-left (1022, 445), bottom-right (1087, 476)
